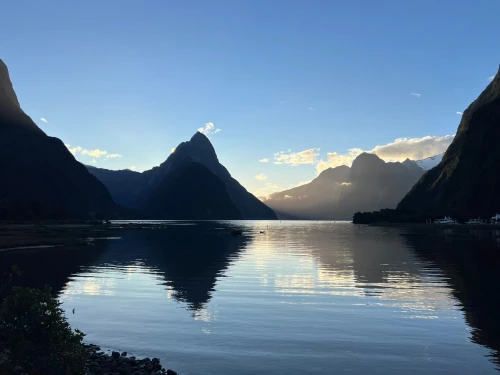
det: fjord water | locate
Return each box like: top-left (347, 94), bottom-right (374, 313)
top-left (3, 222), bottom-right (500, 374)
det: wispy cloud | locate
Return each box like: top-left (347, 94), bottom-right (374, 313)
top-left (65, 144), bottom-right (122, 163)
top-left (81, 149), bottom-right (108, 158)
top-left (410, 93), bottom-right (421, 98)
top-left (274, 148), bottom-right (320, 166)
top-left (456, 111), bottom-right (463, 115)
top-left (488, 76), bottom-right (495, 81)
top-left (315, 135), bottom-right (454, 174)
top-left (129, 166), bottom-right (137, 171)
top-left (65, 144), bottom-right (83, 156)
top-left (106, 153), bottom-right (122, 159)
top-left (255, 174), bottom-right (268, 181)
top-left (198, 122), bottom-right (222, 138)
top-left (308, 107), bottom-right (316, 111)
top-left (259, 158), bottom-right (269, 163)
top-left (40, 117), bottom-right (48, 123)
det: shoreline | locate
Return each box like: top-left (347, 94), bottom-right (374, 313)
top-left (366, 222), bottom-right (500, 229)
top-left (84, 344), bottom-right (176, 375)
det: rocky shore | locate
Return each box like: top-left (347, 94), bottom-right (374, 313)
top-left (85, 344), bottom-right (177, 375)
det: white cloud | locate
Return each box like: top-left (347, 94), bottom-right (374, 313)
top-left (410, 93), bottom-right (421, 98)
top-left (296, 179), bottom-right (312, 187)
top-left (65, 144), bottom-right (83, 156)
top-left (254, 182), bottom-right (283, 199)
top-left (274, 148), bottom-right (320, 166)
top-left (106, 153), bottom-right (122, 159)
top-left (64, 144), bottom-right (122, 162)
top-left (315, 135), bottom-right (454, 174)
top-left (255, 174), bottom-right (268, 181)
top-left (259, 158), bottom-right (269, 163)
top-left (129, 166), bottom-right (137, 171)
top-left (81, 149), bottom-right (108, 158)
top-left (308, 107), bottom-right (316, 111)
top-left (198, 122), bottom-right (222, 138)
top-left (456, 111), bottom-right (463, 115)
top-left (488, 76), bottom-right (495, 81)
top-left (40, 117), bottom-right (48, 123)
top-left (171, 148), bottom-right (176, 153)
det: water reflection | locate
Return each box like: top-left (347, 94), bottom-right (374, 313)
top-left (403, 232), bottom-right (500, 368)
top-left (1, 222), bottom-right (500, 374)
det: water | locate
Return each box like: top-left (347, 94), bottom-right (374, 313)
top-left (2, 221), bottom-right (500, 374)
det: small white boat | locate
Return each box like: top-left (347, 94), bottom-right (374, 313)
top-left (434, 216), bottom-right (456, 225)
top-left (491, 214), bottom-right (500, 224)
top-left (466, 218), bottom-right (482, 225)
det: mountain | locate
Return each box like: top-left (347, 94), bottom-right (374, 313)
top-left (264, 153), bottom-right (424, 220)
top-left (0, 59), bottom-right (116, 219)
top-left (144, 162), bottom-right (241, 219)
top-left (413, 153), bottom-right (444, 171)
top-left (263, 166), bottom-right (350, 220)
top-left (88, 132), bottom-right (276, 219)
top-left (398, 66), bottom-right (500, 219)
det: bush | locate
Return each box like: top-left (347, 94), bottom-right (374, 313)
top-left (0, 286), bottom-right (87, 375)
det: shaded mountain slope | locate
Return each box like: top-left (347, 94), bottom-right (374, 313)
top-left (0, 59), bottom-right (116, 219)
top-left (144, 162), bottom-right (241, 220)
top-left (398, 66), bottom-right (500, 219)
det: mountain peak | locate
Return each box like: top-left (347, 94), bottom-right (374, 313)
top-left (0, 58), bottom-right (43, 134)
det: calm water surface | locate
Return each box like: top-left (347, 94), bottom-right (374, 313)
top-left (3, 221), bottom-right (500, 374)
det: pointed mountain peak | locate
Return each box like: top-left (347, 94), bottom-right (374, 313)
top-left (190, 130), bottom-right (209, 142)
top-left (0, 58), bottom-right (44, 134)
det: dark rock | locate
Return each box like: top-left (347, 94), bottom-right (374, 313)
top-left (166, 370), bottom-right (178, 375)
top-left (152, 358), bottom-right (160, 364)
top-left (112, 351), bottom-right (120, 360)
top-left (121, 351), bottom-right (127, 357)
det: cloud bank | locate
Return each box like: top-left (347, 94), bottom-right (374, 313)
top-left (65, 144), bottom-right (123, 163)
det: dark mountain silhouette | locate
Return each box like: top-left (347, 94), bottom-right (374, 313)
top-left (144, 162), bottom-right (241, 219)
top-left (0, 59), bottom-right (116, 219)
top-left (398, 66), bottom-right (500, 219)
top-left (86, 166), bottom-right (143, 208)
top-left (88, 132), bottom-right (277, 219)
top-left (264, 153), bottom-right (423, 220)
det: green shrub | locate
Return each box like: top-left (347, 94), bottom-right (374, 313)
top-left (0, 286), bottom-right (87, 375)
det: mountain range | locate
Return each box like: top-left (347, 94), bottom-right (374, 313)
top-left (263, 153), bottom-right (425, 220)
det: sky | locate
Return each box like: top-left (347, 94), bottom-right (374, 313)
top-left (1, 0), bottom-right (499, 197)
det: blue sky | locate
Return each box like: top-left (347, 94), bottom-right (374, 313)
top-left (2, 0), bottom-right (499, 197)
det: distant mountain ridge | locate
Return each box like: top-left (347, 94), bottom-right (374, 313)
top-left (88, 132), bottom-right (277, 220)
top-left (264, 153), bottom-right (424, 220)
top-left (0, 59), bottom-right (117, 219)
top-left (398, 66), bottom-right (500, 219)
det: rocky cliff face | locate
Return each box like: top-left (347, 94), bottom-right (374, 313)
top-left (398, 66), bottom-right (500, 219)
top-left (0, 59), bottom-right (116, 219)
top-left (88, 132), bottom-right (277, 220)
